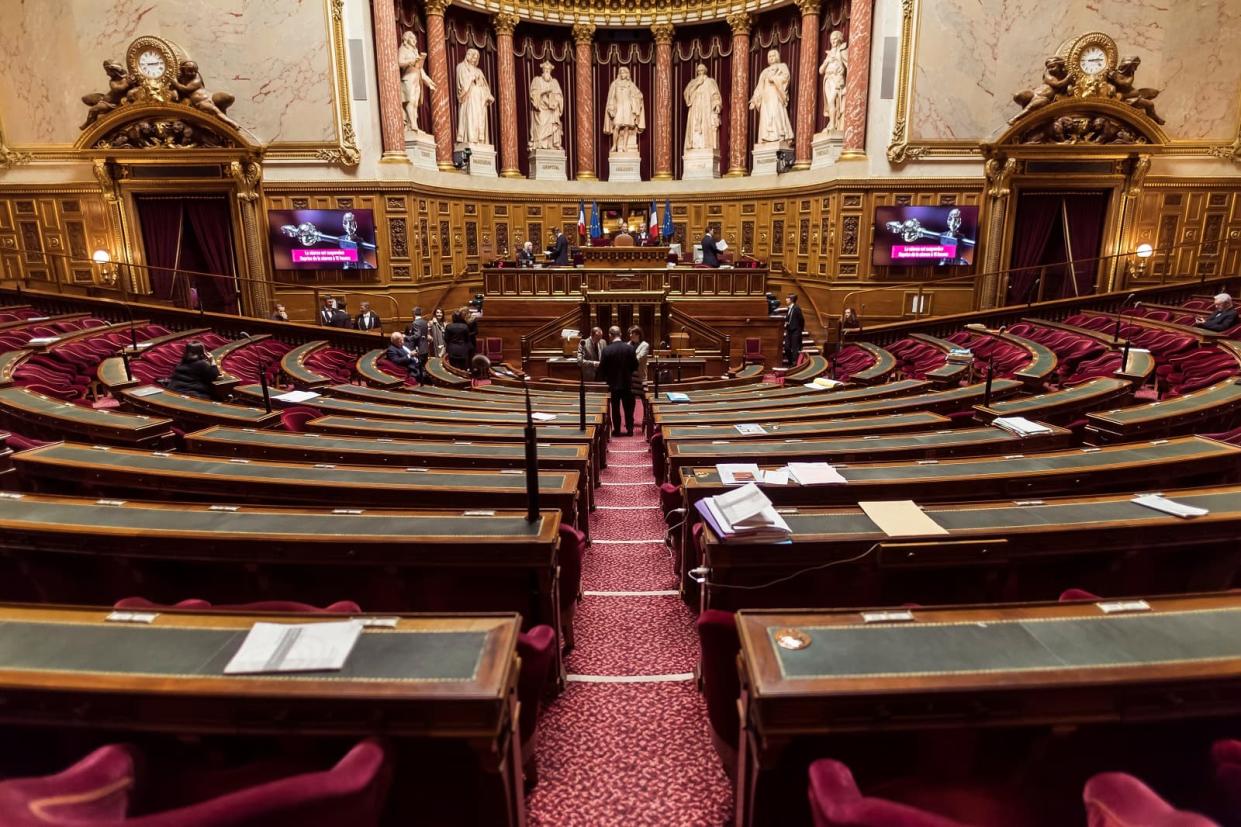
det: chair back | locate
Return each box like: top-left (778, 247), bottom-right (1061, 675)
top-left (1083, 772), bottom-right (1219, 827)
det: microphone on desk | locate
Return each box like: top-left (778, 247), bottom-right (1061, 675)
top-left (258, 357), bottom-right (272, 413)
top-left (523, 378), bottom-right (541, 524)
top-left (983, 354), bottom-right (995, 408)
top-left (119, 346), bottom-right (133, 382)
top-left (578, 355), bottom-right (587, 432)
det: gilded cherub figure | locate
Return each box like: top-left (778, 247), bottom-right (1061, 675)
top-left (172, 61), bottom-right (240, 130)
top-left (1010, 56), bottom-right (1072, 124)
top-left (81, 61), bottom-right (136, 129)
top-left (1109, 56), bottom-right (1165, 125)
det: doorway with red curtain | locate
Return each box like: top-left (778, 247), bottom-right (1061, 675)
top-left (1004, 190), bottom-right (1111, 305)
top-left (134, 195), bottom-right (240, 314)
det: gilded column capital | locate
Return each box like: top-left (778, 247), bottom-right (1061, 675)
top-left (795, 0), bottom-right (821, 15)
top-left (493, 12), bottom-right (519, 35)
top-left (726, 12), bottom-right (752, 35)
top-left (424, 0), bottom-right (450, 17)
top-left (571, 22), bottom-right (596, 43)
top-left (650, 23), bottom-right (675, 44)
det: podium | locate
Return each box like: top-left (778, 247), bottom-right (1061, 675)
top-left (580, 246), bottom-right (671, 269)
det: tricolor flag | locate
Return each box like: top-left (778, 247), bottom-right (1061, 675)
top-left (649, 201), bottom-right (659, 242)
top-left (590, 201), bottom-right (603, 239)
top-left (662, 198), bottom-right (674, 241)
top-left (577, 200), bottom-right (586, 238)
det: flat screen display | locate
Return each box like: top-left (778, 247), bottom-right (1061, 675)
top-left (267, 209), bottom-right (378, 270)
top-left (872, 205), bottom-right (978, 266)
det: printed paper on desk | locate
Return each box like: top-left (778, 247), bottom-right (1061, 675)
top-left (717, 463), bottom-right (762, 485)
top-left (992, 416), bottom-right (1053, 437)
top-left (762, 469), bottom-right (789, 486)
top-left (532, 412), bottom-right (557, 422)
top-left (859, 500), bottom-right (949, 538)
top-left (224, 620), bottom-right (363, 675)
top-left (787, 462), bottom-right (847, 486)
top-left (1132, 494), bottom-right (1208, 519)
top-left (809, 377), bottom-right (844, 390)
top-left (274, 390), bottom-right (321, 404)
top-left (735, 423), bottom-right (767, 436)
top-left (665, 392), bottom-right (690, 402)
top-left (713, 482), bottom-right (772, 527)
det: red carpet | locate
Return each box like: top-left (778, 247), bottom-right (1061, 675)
top-left (526, 419), bottom-right (734, 826)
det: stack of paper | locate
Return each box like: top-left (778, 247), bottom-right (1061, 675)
top-left (274, 390), bottom-right (320, 404)
top-left (717, 463), bottom-right (762, 485)
top-left (787, 462), bottom-right (848, 486)
top-left (695, 483), bottom-right (791, 542)
top-left (809, 377), bottom-right (845, 390)
top-left (1132, 493), bottom-right (1209, 519)
top-left (992, 416), bottom-right (1053, 437)
top-left (665, 392), bottom-right (690, 402)
top-left (224, 620), bottom-right (364, 675)
top-left (947, 348), bottom-right (973, 363)
top-left (735, 423), bottom-right (767, 436)
top-left (532, 412), bottom-right (558, 422)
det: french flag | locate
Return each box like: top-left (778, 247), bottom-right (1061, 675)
top-left (577, 200), bottom-right (586, 238)
top-left (649, 201), bottom-right (659, 243)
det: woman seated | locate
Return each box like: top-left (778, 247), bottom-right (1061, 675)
top-left (167, 341), bottom-right (220, 399)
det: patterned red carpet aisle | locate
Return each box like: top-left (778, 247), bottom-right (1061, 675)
top-left (526, 407), bottom-right (734, 826)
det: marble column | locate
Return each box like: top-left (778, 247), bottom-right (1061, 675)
top-left (572, 22), bottom-right (597, 181)
top-left (650, 24), bottom-right (675, 181)
top-left (793, 0), bottom-right (820, 169)
top-left (371, 0), bottom-right (409, 162)
top-left (425, 0), bottom-right (455, 170)
top-left (725, 12), bottom-right (752, 178)
top-left (841, 0), bottom-right (873, 155)
top-left (494, 13), bottom-right (522, 177)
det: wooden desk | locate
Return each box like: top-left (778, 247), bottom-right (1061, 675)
top-left (1086, 377), bottom-right (1241, 441)
top-left (326, 381), bottom-right (608, 415)
top-left (582, 246), bottom-right (671, 268)
top-left (973, 376), bottom-right (1133, 424)
top-left (660, 411), bottom-right (950, 442)
top-left (652, 379), bottom-right (929, 418)
top-left (0, 604), bottom-right (524, 826)
top-left (782, 355), bottom-right (830, 384)
top-left (120, 384), bottom-right (281, 430)
top-left (907, 333), bottom-right (969, 386)
top-left (735, 594), bottom-right (1241, 826)
top-left (13, 441), bottom-right (585, 538)
top-left (700, 485), bottom-right (1241, 612)
top-left (280, 340), bottom-right (334, 389)
top-left (844, 342), bottom-right (896, 385)
top-left (0, 386), bottom-right (175, 448)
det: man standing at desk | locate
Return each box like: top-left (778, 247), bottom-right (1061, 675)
top-left (546, 227), bottom-right (570, 265)
top-left (578, 326), bottom-right (605, 380)
top-left (598, 326), bottom-right (638, 436)
top-left (701, 227), bottom-right (721, 267)
top-left (783, 293), bottom-right (804, 365)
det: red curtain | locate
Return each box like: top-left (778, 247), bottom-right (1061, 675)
top-left (184, 197), bottom-right (239, 314)
top-left (515, 26), bottom-right (577, 178)
top-left (671, 23), bottom-right (733, 180)
top-left (1061, 192), bottom-right (1110, 299)
top-left (135, 197), bottom-right (182, 300)
top-left (1006, 192), bottom-right (1110, 304)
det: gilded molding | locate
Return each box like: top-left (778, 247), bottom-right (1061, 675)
top-left (0, 140), bottom-right (32, 170)
top-left (571, 22), bottom-right (596, 43)
top-left (726, 12), bottom-right (752, 34)
top-left (424, 0), bottom-right (451, 16)
top-left (794, 0), bottom-right (820, 15)
top-left (650, 23), bottom-right (676, 44)
top-left (493, 12), bottom-right (520, 34)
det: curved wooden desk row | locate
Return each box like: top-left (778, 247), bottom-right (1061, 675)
top-left (907, 333), bottom-right (971, 385)
top-left (0, 604), bottom-right (524, 826)
top-left (974, 375), bottom-right (1133, 424)
top-left (357, 351), bottom-right (611, 404)
top-left (12, 441), bottom-right (586, 538)
top-left (697, 484), bottom-right (1241, 612)
top-left (1086, 376), bottom-right (1241, 440)
top-left (839, 342), bottom-right (896, 386)
top-left (652, 378), bottom-right (930, 415)
top-left (734, 593), bottom-right (1241, 827)
top-left (660, 411), bottom-right (951, 443)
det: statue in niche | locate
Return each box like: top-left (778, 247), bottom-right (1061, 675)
top-left (749, 48), bottom-right (794, 145)
top-left (683, 63), bottom-right (722, 152)
top-left (818, 30), bottom-right (848, 132)
top-left (529, 59), bottom-right (564, 150)
top-left (81, 61), bottom-right (137, 129)
top-left (603, 67), bottom-right (645, 154)
top-left (1109, 56), bottom-right (1165, 125)
top-left (399, 31), bottom-right (436, 134)
top-left (455, 47), bottom-right (494, 145)
top-left (172, 61), bottom-right (239, 130)
top-left (1010, 56), bottom-right (1073, 125)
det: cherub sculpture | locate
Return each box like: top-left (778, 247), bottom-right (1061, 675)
top-left (1010, 56), bottom-right (1072, 124)
top-left (1109, 56), bottom-right (1165, 125)
top-left (80, 61), bottom-right (136, 129)
top-left (172, 61), bottom-right (240, 130)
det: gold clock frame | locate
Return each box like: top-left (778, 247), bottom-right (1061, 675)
top-left (1064, 32), bottom-right (1118, 97)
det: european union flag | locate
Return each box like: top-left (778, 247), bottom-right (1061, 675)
top-left (590, 201), bottom-right (603, 239)
top-left (662, 198), bottom-right (674, 240)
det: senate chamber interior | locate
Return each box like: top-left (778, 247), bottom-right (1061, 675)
top-left (1, 0), bottom-right (1241, 824)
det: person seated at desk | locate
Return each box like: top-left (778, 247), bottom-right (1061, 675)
top-left (578, 326), bottom-right (605, 380)
top-left (546, 227), bottom-right (569, 266)
top-left (700, 228), bottom-right (721, 268)
top-left (517, 240), bottom-right (536, 267)
top-left (443, 311), bottom-right (474, 370)
top-left (167, 341), bottom-right (220, 399)
top-left (385, 331), bottom-right (423, 382)
top-left (354, 301), bottom-right (381, 332)
top-left (1195, 293), bottom-right (1238, 332)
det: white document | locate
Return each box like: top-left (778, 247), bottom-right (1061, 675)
top-left (665, 392), bottom-right (690, 402)
top-left (859, 500), bottom-right (949, 538)
top-left (735, 423), bottom-right (767, 436)
top-left (809, 377), bottom-right (844, 389)
top-left (130, 385), bottom-right (164, 397)
top-left (762, 469), bottom-right (789, 486)
top-left (532, 412), bottom-right (557, 422)
top-left (787, 462), bottom-right (847, 486)
top-left (274, 390), bottom-right (321, 403)
top-left (992, 416), bottom-right (1053, 437)
top-left (561, 328), bottom-right (580, 340)
top-left (224, 620), bottom-right (364, 675)
top-left (26, 336), bottom-right (60, 346)
top-left (1132, 494), bottom-right (1209, 519)
top-left (714, 482), bottom-right (772, 525)
top-left (717, 463), bottom-right (762, 485)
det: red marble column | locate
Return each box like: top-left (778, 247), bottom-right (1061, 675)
top-left (841, 0), bottom-right (873, 155)
top-left (494, 13), bottom-right (521, 177)
top-left (651, 24), bottom-right (675, 181)
top-left (725, 12), bottom-right (752, 177)
top-left (371, 0), bottom-right (409, 162)
top-left (425, 0), bottom-right (454, 170)
top-left (793, 0), bottom-right (820, 169)
top-left (573, 23), bottom-right (597, 181)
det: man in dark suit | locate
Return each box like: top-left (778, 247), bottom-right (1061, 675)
top-left (1195, 293), bottom-right (1238, 332)
top-left (516, 241), bottom-right (536, 267)
top-left (597, 326), bottom-right (639, 436)
top-left (783, 293), bottom-right (805, 366)
top-left (700, 228), bottom-right (721, 268)
top-left (354, 301), bottom-right (381, 332)
top-left (384, 331), bottom-right (422, 382)
top-left (546, 227), bottom-right (570, 265)
top-left (405, 306), bottom-right (431, 358)
top-left (577, 326), bottom-right (605, 380)
top-left (319, 297), bottom-right (350, 328)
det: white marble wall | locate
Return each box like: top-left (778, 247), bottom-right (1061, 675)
top-left (0, 0), bottom-right (337, 145)
top-left (912, 0), bottom-right (1241, 141)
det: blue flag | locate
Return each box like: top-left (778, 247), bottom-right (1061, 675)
top-left (590, 201), bottom-right (603, 239)
top-left (662, 198), bottom-right (674, 241)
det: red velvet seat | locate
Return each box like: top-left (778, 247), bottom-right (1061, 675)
top-left (516, 624), bottom-right (557, 786)
top-left (279, 405), bottom-right (322, 432)
top-left (696, 609), bottom-right (741, 778)
top-left (0, 739), bottom-right (391, 826)
top-left (743, 337), bottom-right (764, 366)
top-left (484, 337), bottom-right (504, 363)
top-left (808, 759), bottom-right (974, 827)
top-left (1059, 588), bottom-right (1102, 602)
top-left (1210, 739), bottom-right (1241, 820)
top-left (113, 597), bottom-right (362, 614)
top-left (558, 523), bottom-right (584, 652)
top-left (1082, 772), bottom-right (1218, 827)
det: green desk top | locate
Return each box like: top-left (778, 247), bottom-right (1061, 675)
top-left (656, 379), bottom-right (927, 414)
top-left (280, 340), bottom-right (330, 385)
top-left (0, 350), bottom-right (30, 383)
top-left (785, 355), bottom-right (829, 382)
top-left (326, 383), bottom-right (600, 412)
top-left (661, 411), bottom-right (950, 441)
top-left (186, 426), bottom-right (590, 461)
top-left (979, 377), bottom-right (1129, 416)
top-left (308, 414), bottom-right (596, 441)
top-left (769, 607), bottom-right (1241, 680)
top-left (0, 386), bottom-right (171, 433)
top-left (1088, 378), bottom-right (1241, 427)
top-left (211, 334), bottom-right (270, 361)
top-left (124, 385), bottom-right (276, 423)
top-left (1004, 333), bottom-right (1057, 381)
top-left (848, 343), bottom-right (896, 382)
top-left (424, 358), bottom-right (472, 388)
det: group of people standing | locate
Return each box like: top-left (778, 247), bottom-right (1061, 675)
top-left (579, 325), bottom-right (649, 436)
top-left (385, 306), bottom-right (480, 383)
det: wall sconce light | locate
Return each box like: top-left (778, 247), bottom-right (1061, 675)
top-left (92, 249), bottom-right (116, 285)
top-left (1129, 242), bottom-right (1154, 280)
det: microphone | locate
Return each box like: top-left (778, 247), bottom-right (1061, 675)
top-left (523, 379), bottom-right (541, 524)
top-left (983, 354), bottom-right (995, 408)
top-left (258, 357), bottom-right (272, 413)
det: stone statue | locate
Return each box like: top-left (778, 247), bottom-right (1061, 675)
top-left (818, 30), bottom-right (848, 132)
top-left (455, 47), bottom-right (494, 145)
top-left (1010, 56), bottom-right (1072, 124)
top-left (172, 60), bottom-right (239, 130)
top-left (749, 49), bottom-right (794, 145)
top-left (529, 59), bottom-right (564, 150)
top-left (603, 67), bottom-right (645, 154)
top-left (1109, 56), bottom-right (1165, 125)
top-left (398, 32), bottom-right (436, 134)
top-left (81, 60), bottom-right (136, 129)
top-left (683, 64), bottom-right (722, 152)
